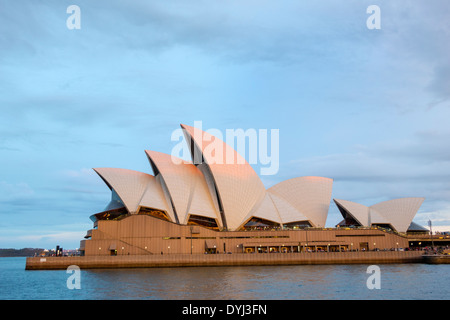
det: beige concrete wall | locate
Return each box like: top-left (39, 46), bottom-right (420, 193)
top-left (82, 215), bottom-right (410, 256)
top-left (26, 251), bottom-right (424, 270)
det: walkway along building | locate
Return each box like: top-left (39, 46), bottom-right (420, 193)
top-left (79, 124), bottom-right (426, 257)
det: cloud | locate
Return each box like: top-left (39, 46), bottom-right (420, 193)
top-left (379, 2), bottom-right (450, 110)
top-left (0, 181), bottom-right (35, 202)
top-left (373, 131), bottom-right (450, 163)
top-left (287, 128), bottom-right (450, 180)
top-left (43, 0), bottom-right (373, 65)
top-left (12, 231), bottom-right (84, 244)
top-left (60, 167), bottom-right (98, 182)
top-left (428, 65), bottom-right (450, 104)
top-left (282, 128), bottom-right (450, 228)
top-left (0, 229), bottom-right (89, 249)
top-left (1, 0), bottom-right (449, 245)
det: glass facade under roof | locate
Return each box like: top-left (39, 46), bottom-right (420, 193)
top-left (90, 207), bottom-right (128, 222)
top-left (242, 217), bottom-right (280, 230)
top-left (282, 221), bottom-right (312, 229)
top-left (138, 206), bottom-right (171, 221)
top-left (187, 214), bottom-right (219, 230)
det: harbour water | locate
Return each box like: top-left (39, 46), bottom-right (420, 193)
top-left (1, 257), bottom-right (449, 300)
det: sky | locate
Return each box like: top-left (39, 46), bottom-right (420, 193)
top-left (1, 0), bottom-right (449, 249)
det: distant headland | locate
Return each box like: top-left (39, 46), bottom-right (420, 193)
top-left (0, 248), bottom-right (44, 257)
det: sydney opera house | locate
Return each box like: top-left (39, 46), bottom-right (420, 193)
top-left (79, 124), bottom-right (426, 256)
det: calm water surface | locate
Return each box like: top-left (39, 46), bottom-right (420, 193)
top-left (0, 257), bottom-right (448, 300)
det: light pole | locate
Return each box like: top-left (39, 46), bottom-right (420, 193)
top-left (190, 226), bottom-right (193, 255)
top-left (429, 220), bottom-right (434, 251)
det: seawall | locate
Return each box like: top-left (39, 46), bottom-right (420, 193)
top-left (422, 254), bottom-right (450, 264)
top-left (26, 251), bottom-right (425, 270)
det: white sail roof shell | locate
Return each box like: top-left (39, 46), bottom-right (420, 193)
top-left (93, 168), bottom-right (168, 215)
top-left (370, 197), bottom-right (425, 233)
top-left (145, 150), bottom-right (221, 226)
top-left (181, 123), bottom-right (266, 231)
top-left (334, 197), bottom-right (425, 233)
top-left (268, 176), bottom-right (333, 227)
top-left (268, 192), bottom-right (310, 225)
top-left (368, 208), bottom-right (390, 226)
top-left (94, 124), bottom-right (339, 231)
top-left (139, 174), bottom-right (175, 221)
top-left (239, 192), bottom-right (282, 228)
top-left (334, 199), bottom-right (370, 226)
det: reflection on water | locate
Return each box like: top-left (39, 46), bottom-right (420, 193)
top-left (1, 258), bottom-right (449, 299)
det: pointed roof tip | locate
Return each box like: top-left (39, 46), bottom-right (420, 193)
top-left (180, 123), bottom-right (196, 136)
top-left (180, 123), bottom-right (204, 134)
top-left (145, 149), bottom-right (191, 165)
top-left (145, 149), bottom-right (170, 160)
top-left (92, 167), bottom-right (107, 174)
top-left (333, 198), bottom-right (351, 203)
top-left (92, 167), bottom-right (102, 177)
